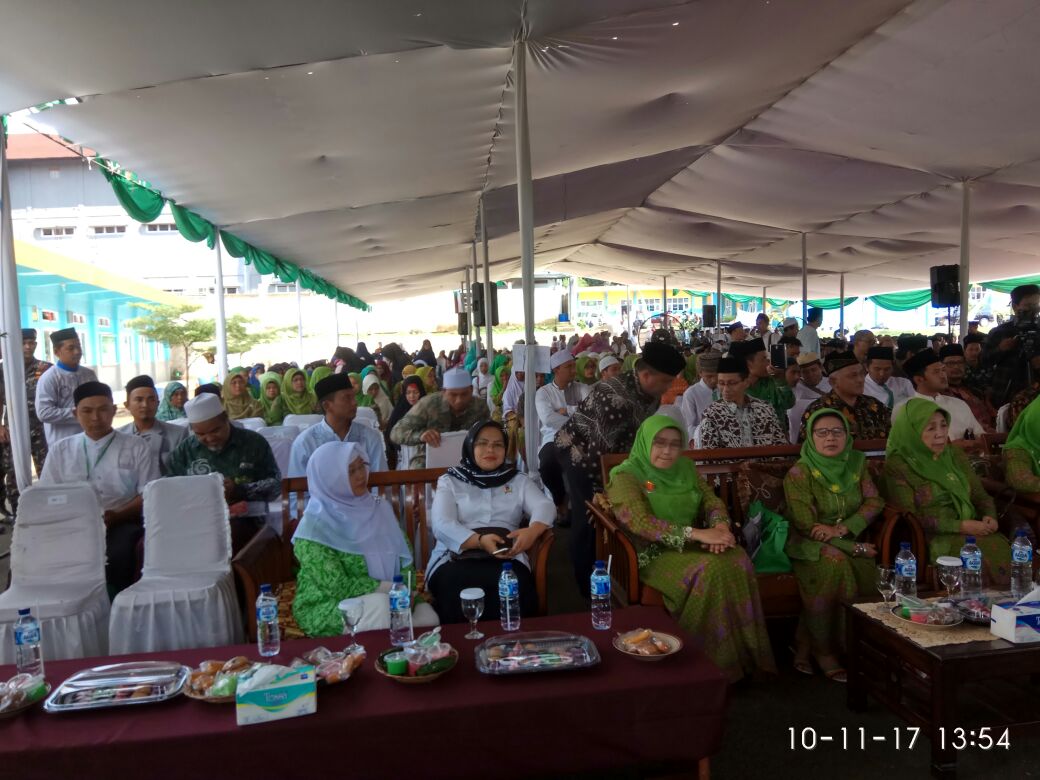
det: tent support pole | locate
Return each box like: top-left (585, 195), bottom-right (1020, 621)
top-left (762, 287), bottom-right (767, 322)
top-left (839, 273), bottom-right (846, 341)
top-left (625, 285), bottom-right (631, 336)
top-left (470, 243), bottom-right (481, 349)
top-left (662, 276), bottom-right (668, 329)
top-left (716, 260), bottom-right (722, 339)
top-left (213, 227), bottom-right (229, 382)
top-left (480, 196), bottom-right (494, 363)
top-left (0, 121), bottom-right (31, 490)
top-left (801, 233), bottom-right (808, 323)
top-left (514, 40), bottom-right (539, 473)
top-left (958, 181), bottom-right (972, 341)
top-left (333, 299), bottom-right (339, 349)
top-left (464, 266), bottom-right (472, 348)
top-left (295, 280), bottom-right (304, 367)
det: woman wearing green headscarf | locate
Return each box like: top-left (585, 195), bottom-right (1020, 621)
top-left (574, 356), bottom-right (598, 386)
top-left (223, 369), bottom-right (265, 420)
top-left (621, 353), bottom-right (639, 374)
top-left (784, 409), bottom-right (884, 682)
top-left (488, 363), bottom-right (511, 422)
top-left (308, 365), bottom-right (332, 393)
top-left (281, 367), bottom-right (319, 415)
top-left (156, 381), bottom-right (188, 421)
top-left (1004, 395), bottom-right (1040, 494)
top-left (882, 398), bottom-right (1010, 586)
top-left (606, 415), bottom-right (775, 681)
top-left (258, 371), bottom-right (287, 425)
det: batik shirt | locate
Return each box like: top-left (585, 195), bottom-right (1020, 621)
top-left (943, 385), bottom-right (995, 432)
top-left (167, 425), bottom-right (281, 508)
top-left (746, 377), bottom-right (795, 431)
top-left (554, 371), bottom-right (659, 490)
top-left (798, 392), bottom-right (891, 443)
top-left (699, 397), bottom-right (788, 450)
top-left (1008, 382), bottom-right (1040, 429)
top-left (389, 392), bottom-right (490, 469)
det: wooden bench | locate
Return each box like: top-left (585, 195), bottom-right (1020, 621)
top-left (233, 469), bottom-right (556, 640)
top-left (587, 440), bottom-right (916, 618)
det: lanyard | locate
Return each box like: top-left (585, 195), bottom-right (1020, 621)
top-left (83, 435), bottom-right (115, 479)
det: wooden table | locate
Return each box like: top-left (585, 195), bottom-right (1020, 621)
top-left (0, 607), bottom-right (728, 780)
top-left (844, 600), bottom-right (1040, 778)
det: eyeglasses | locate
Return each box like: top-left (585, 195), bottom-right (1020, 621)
top-left (651, 438), bottom-right (683, 450)
top-left (812, 427), bottom-right (847, 439)
top-left (474, 439), bottom-right (506, 450)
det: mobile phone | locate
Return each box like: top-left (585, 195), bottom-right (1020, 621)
top-left (493, 547), bottom-right (512, 556)
top-left (770, 344), bottom-right (787, 370)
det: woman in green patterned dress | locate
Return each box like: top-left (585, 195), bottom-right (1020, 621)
top-left (882, 398), bottom-right (1011, 587)
top-left (1004, 395), bottom-right (1040, 494)
top-left (292, 441), bottom-right (437, 636)
top-left (784, 409), bottom-right (884, 682)
top-left (606, 415), bottom-right (775, 681)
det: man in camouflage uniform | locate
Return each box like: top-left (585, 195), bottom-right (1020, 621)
top-left (0, 329), bottom-right (53, 515)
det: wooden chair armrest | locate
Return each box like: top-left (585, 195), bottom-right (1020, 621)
top-left (586, 498), bottom-right (642, 605)
top-left (530, 528), bottom-right (556, 616)
top-left (232, 525), bottom-right (292, 642)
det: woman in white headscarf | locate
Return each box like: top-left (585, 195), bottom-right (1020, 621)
top-left (362, 372), bottom-right (393, 428)
top-left (292, 441), bottom-right (438, 636)
top-left (472, 357), bottom-right (493, 399)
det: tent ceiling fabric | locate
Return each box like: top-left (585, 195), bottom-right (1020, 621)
top-left (8, 0), bottom-right (1040, 303)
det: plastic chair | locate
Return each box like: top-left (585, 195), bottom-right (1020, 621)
top-left (0, 484), bottom-right (110, 662)
top-left (238, 417), bottom-right (266, 431)
top-left (108, 474), bottom-right (243, 653)
top-left (354, 406), bottom-right (379, 430)
top-left (284, 413), bottom-right (323, 430)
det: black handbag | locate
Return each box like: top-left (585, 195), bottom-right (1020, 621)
top-left (448, 526), bottom-right (512, 562)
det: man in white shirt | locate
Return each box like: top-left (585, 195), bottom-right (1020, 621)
top-left (796, 308), bottom-right (823, 356)
top-left (39, 381), bottom-right (158, 594)
top-left (34, 327), bottom-right (98, 444)
top-left (793, 352), bottom-right (831, 401)
top-left (862, 347), bottom-right (915, 411)
top-left (536, 349), bottom-right (590, 511)
top-left (117, 375), bottom-right (187, 475)
top-left (680, 351), bottom-right (720, 443)
top-left (893, 350), bottom-right (985, 442)
top-left (288, 373), bottom-right (387, 478)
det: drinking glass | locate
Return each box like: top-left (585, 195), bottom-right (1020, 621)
top-left (338, 598), bottom-right (365, 653)
top-left (876, 567), bottom-right (896, 614)
top-left (936, 556), bottom-right (963, 598)
top-left (460, 588), bottom-right (485, 640)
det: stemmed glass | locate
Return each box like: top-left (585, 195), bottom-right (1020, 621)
top-left (936, 557), bottom-right (963, 599)
top-left (338, 598), bottom-right (365, 653)
top-left (460, 588), bottom-right (485, 640)
top-left (876, 567), bottom-right (896, 615)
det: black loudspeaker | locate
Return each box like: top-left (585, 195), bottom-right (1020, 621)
top-left (930, 265), bottom-right (960, 308)
top-left (457, 313), bottom-right (469, 336)
top-left (702, 304), bottom-right (717, 328)
top-left (472, 283), bottom-right (499, 327)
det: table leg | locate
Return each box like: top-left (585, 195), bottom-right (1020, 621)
top-left (929, 662), bottom-right (958, 779)
top-left (846, 608), bottom-right (867, 712)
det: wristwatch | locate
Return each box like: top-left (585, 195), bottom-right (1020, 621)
top-left (683, 526), bottom-right (695, 542)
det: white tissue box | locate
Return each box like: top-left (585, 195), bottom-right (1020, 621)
top-left (235, 664), bottom-right (317, 726)
top-left (990, 587), bottom-right (1040, 644)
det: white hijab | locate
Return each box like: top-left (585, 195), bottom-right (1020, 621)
top-left (292, 442), bottom-right (412, 580)
top-left (502, 371), bottom-right (525, 416)
top-left (473, 358), bottom-right (493, 391)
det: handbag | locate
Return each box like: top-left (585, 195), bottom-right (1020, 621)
top-left (448, 526), bottom-right (513, 562)
top-left (748, 501), bottom-right (792, 574)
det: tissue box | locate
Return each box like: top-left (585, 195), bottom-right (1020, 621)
top-left (235, 664), bottom-right (317, 726)
top-left (989, 587), bottom-right (1040, 644)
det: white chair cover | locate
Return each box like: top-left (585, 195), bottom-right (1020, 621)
top-left (284, 413), bottom-right (323, 430)
top-left (257, 426), bottom-right (298, 478)
top-left (996, 403), bottom-right (1011, 433)
top-left (398, 444), bottom-right (419, 470)
top-left (425, 430), bottom-right (467, 468)
top-left (168, 416), bottom-right (191, 427)
top-left (787, 397), bottom-right (815, 444)
top-left (656, 404), bottom-right (686, 434)
top-left (354, 406), bottom-right (379, 429)
top-left (109, 474), bottom-right (243, 654)
top-left (238, 417), bottom-right (266, 431)
top-left (0, 484), bottom-right (109, 663)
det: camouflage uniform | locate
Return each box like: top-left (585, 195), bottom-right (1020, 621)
top-left (0, 357), bottom-right (53, 513)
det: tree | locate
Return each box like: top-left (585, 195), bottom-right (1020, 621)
top-left (221, 315), bottom-right (295, 363)
top-left (126, 303), bottom-right (215, 385)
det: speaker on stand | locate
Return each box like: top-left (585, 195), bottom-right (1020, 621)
top-left (930, 265), bottom-right (960, 338)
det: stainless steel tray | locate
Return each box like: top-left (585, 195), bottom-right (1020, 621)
top-left (475, 630), bottom-right (601, 675)
top-left (44, 661), bottom-right (190, 713)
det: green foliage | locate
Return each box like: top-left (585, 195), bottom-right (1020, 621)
top-left (221, 315), bottom-right (295, 360)
top-left (126, 303), bottom-right (215, 383)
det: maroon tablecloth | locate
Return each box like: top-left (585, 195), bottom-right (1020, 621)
top-left (0, 607), bottom-right (729, 780)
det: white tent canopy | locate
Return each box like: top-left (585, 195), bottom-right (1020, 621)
top-left (4, 0), bottom-right (1040, 303)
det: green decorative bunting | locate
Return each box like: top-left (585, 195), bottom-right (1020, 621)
top-left (866, 289), bottom-right (933, 311)
top-left (170, 203), bottom-right (216, 249)
top-left (980, 275), bottom-right (1040, 293)
top-left (99, 159), bottom-right (165, 223)
top-left (807, 297), bottom-right (857, 310)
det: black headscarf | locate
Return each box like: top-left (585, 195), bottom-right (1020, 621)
top-left (355, 342), bottom-right (374, 367)
top-left (386, 376), bottom-right (426, 441)
top-left (447, 420), bottom-right (518, 489)
top-left (416, 339), bottom-right (437, 368)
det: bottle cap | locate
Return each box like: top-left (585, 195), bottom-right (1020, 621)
top-left (900, 541), bottom-right (910, 549)
top-left (594, 560), bottom-right (605, 569)
top-left (1015, 529), bottom-right (1027, 537)
top-left (965, 536), bottom-right (976, 544)
top-left (260, 583), bottom-right (272, 594)
top-left (502, 561), bottom-right (513, 570)
top-left (393, 574), bottom-right (403, 583)
top-left (17, 608), bottom-right (29, 616)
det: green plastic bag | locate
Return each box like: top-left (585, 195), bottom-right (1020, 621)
top-left (748, 500), bottom-right (792, 574)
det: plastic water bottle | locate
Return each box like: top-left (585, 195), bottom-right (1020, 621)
top-left (256, 584), bottom-right (280, 657)
top-left (1011, 530), bottom-right (1034, 599)
top-left (13, 608), bottom-right (44, 678)
top-left (894, 542), bottom-right (918, 598)
top-left (389, 575), bottom-right (414, 646)
top-left (959, 536), bottom-right (983, 597)
top-left (498, 562), bottom-right (521, 632)
top-left (590, 560), bottom-right (612, 630)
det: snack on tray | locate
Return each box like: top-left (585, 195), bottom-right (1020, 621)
top-left (480, 634), bottom-right (596, 673)
top-left (295, 646), bottom-right (366, 684)
top-left (618, 628), bottom-right (672, 656)
top-left (0, 673), bottom-right (48, 713)
top-left (187, 658), bottom-right (258, 698)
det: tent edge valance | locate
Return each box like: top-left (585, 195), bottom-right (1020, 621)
top-left (97, 157), bottom-right (370, 312)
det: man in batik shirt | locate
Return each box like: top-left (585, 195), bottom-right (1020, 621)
top-left (799, 351), bottom-right (891, 442)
